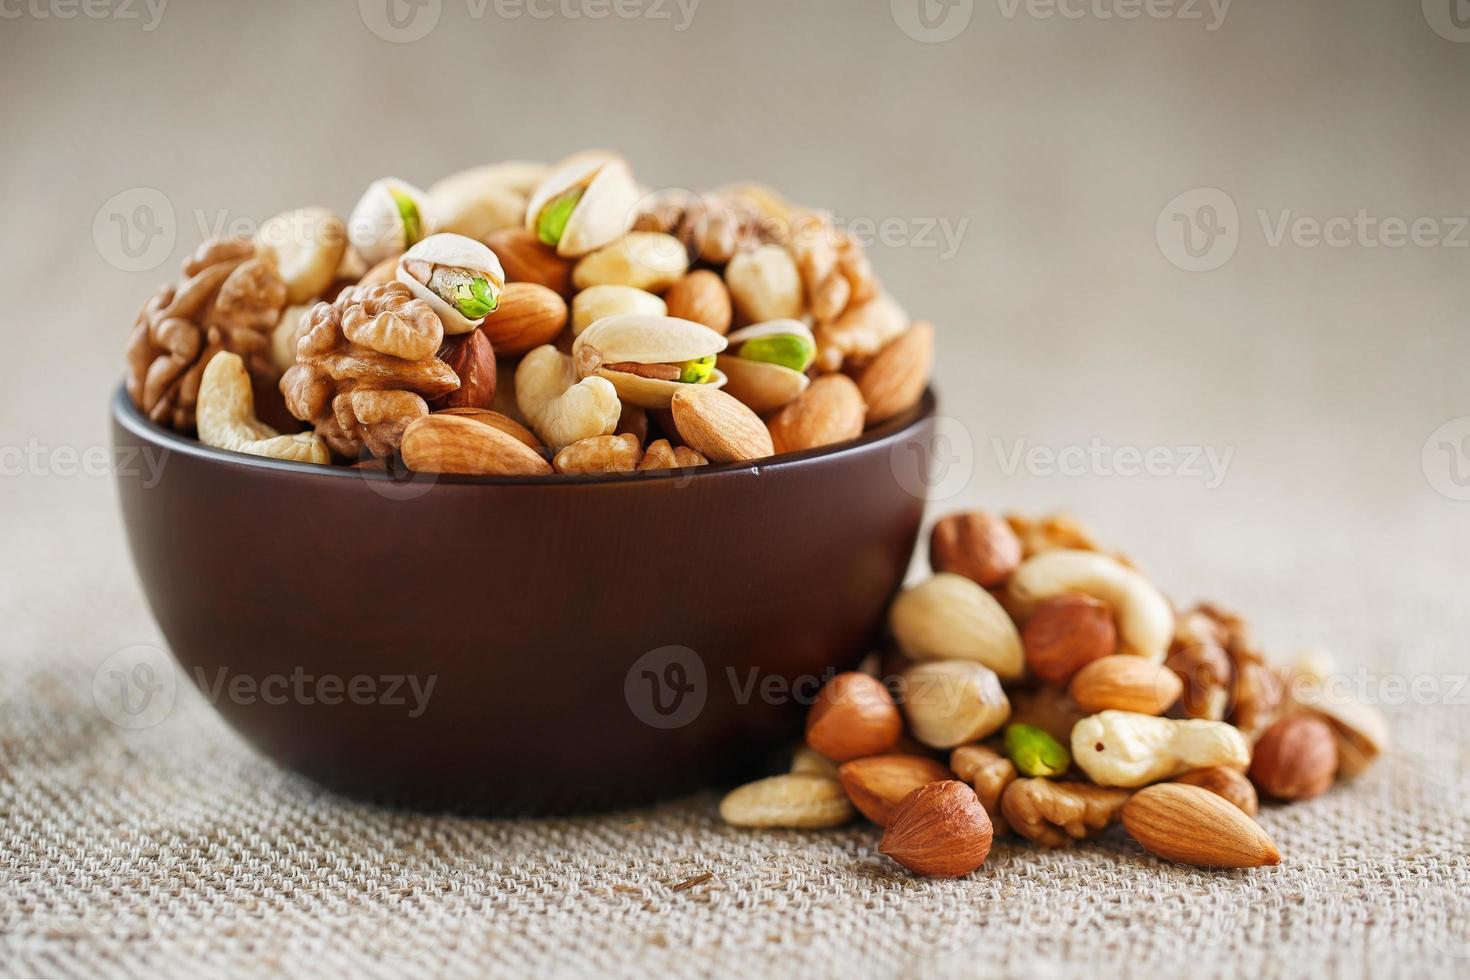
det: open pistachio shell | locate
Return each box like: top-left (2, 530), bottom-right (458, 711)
top-left (524, 151), bottom-right (639, 258)
top-left (717, 320), bottom-right (815, 413)
top-left (717, 354), bottom-right (810, 415)
top-left (572, 313), bottom-right (728, 409)
top-left (396, 233), bottom-right (506, 335)
top-left (348, 177), bottom-right (432, 266)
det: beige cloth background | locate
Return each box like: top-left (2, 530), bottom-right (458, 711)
top-left (2, 0), bottom-right (1468, 976)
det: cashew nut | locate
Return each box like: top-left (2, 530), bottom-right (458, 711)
top-left (514, 345), bottom-right (621, 451)
top-left (888, 573), bottom-right (1025, 680)
top-left (1008, 550), bottom-right (1174, 662)
top-left (197, 352), bottom-right (329, 464)
top-left (1071, 710), bottom-right (1250, 788)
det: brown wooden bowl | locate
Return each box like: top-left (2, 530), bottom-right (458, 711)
top-left (111, 386), bottom-right (937, 814)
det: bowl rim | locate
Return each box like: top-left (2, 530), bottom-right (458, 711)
top-left (111, 384), bottom-right (938, 486)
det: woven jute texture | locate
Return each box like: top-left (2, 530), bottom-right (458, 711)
top-left (2, 648), bottom-right (1467, 978)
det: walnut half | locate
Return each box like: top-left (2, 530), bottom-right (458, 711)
top-left (280, 281), bottom-right (460, 458)
top-left (1000, 778), bottom-right (1132, 849)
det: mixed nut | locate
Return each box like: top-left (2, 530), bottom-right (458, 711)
top-left (720, 510), bottom-right (1388, 877)
top-left (124, 151), bottom-right (934, 476)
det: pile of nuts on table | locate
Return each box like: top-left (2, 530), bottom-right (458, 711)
top-left (124, 151), bottom-right (933, 475)
top-left (720, 511), bottom-right (1388, 877)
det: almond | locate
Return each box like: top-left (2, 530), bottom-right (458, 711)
top-left (1122, 783), bottom-right (1280, 868)
top-left (670, 386), bottom-right (774, 463)
top-left (1023, 592), bottom-right (1118, 685)
top-left (879, 781), bottom-right (994, 878)
top-left (434, 407), bottom-right (542, 451)
top-left (929, 511), bottom-right (1023, 588)
top-left (431, 329), bottom-right (497, 411)
top-left (837, 754), bottom-right (953, 826)
top-left (805, 672), bottom-right (903, 762)
top-left (664, 270), bottom-right (732, 335)
top-left (486, 226), bottom-right (574, 297)
top-left (767, 374), bottom-right (866, 455)
top-left (1249, 715), bottom-right (1338, 801)
top-left (1069, 655), bottom-right (1183, 716)
top-left (719, 773), bottom-right (855, 828)
top-left (1175, 766), bottom-right (1259, 817)
top-left (858, 321), bottom-right (933, 425)
top-left (400, 413), bottom-right (552, 476)
top-left (481, 282), bottom-right (568, 357)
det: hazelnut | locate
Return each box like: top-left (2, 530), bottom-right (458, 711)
top-left (805, 672), bottom-right (902, 762)
top-left (1022, 592), bottom-right (1118, 685)
top-left (929, 511), bottom-right (1023, 588)
top-left (431, 329), bottom-right (497, 411)
top-left (879, 781), bottom-right (994, 878)
top-left (1249, 715), bottom-right (1339, 801)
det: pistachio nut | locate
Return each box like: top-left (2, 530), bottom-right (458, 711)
top-left (571, 232), bottom-right (691, 293)
top-left (524, 150), bottom-right (639, 258)
top-left (348, 177), bottom-right (432, 265)
top-left (572, 314), bottom-right (728, 409)
top-left (717, 320), bottom-right (816, 414)
top-left (1005, 724), bottom-right (1072, 778)
top-left (571, 284), bottom-right (666, 337)
top-left (428, 161), bottom-right (548, 241)
top-left (395, 233), bottom-right (506, 335)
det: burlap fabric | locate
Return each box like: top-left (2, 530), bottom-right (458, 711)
top-left (2, 482), bottom-right (1467, 978)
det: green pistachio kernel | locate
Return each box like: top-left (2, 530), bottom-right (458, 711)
top-left (536, 187), bottom-right (584, 247)
top-left (1005, 724), bottom-right (1072, 778)
top-left (449, 275), bottom-right (499, 319)
top-left (678, 355), bottom-right (717, 384)
top-left (428, 267), bottom-right (499, 319)
top-left (390, 188), bottom-right (422, 246)
top-left (738, 334), bottom-right (815, 373)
